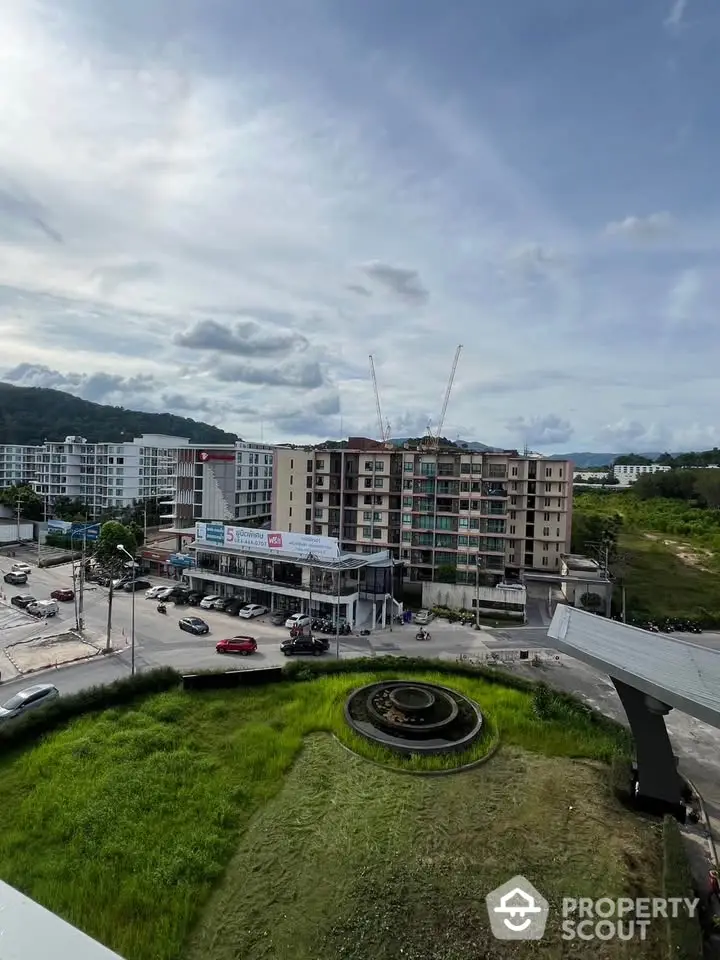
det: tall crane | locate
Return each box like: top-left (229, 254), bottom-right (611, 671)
top-left (369, 355), bottom-right (391, 442)
top-left (431, 344), bottom-right (463, 450)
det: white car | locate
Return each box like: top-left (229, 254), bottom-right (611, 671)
top-left (145, 585), bottom-right (166, 599)
top-left (414, 609), bottom-right (434, 626)
top-left (238, 604), bottom-right (267, 619)
top-left (11, 562), bottom-right (32, 575)
top-left (0, 683), bottom-right (59, 724)
top-left (200, 594), bottom-right (222, 610)
top-left (285, 613), bottom-right (311, 630)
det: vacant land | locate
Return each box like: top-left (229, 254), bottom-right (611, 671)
top-left (0, 672), bottom-right (664, 960)
top-left (619, 532), bottom-right (720, 619)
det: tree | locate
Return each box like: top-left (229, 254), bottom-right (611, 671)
top-left (94, 521), bottom-right (137, 651)
top-left (571, 511), bottom-right (622, 557)
top-left (0, 484), bottom-right (44, 522)
top-left (128, 522), bottom-right (144, 548)
top-left (435, 564), bottom-right (457, 584)
top-left (579, 591), bottom-right (602, 611)
top-left (52, 496), bottom-right (89, 521)
top-left (692, 470), bottom-right (720, 509)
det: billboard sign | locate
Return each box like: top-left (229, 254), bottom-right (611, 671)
top-left (198, 451), bottom-right (236, 463)
top-left (70, 523), bottom-right (100, 542)
top-left (170, 553), bottom-right (195, 568)
top-left (194, 523), bottom-right (340, 562)
top-left (47, 520), bottom-right (71, 534)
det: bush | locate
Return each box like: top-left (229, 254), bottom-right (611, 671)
top-left (662, 816), bottom-right (703, 959)
top-left (0, 667), bottom-right (181, 752)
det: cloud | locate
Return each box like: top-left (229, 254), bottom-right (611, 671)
top-left (346, 283), bottom-right (372, 297)
top-left (2, 363), bottom-right (159, 404)
top-left (212, 357), bottom-right (326, 389)
top-left (360, 261), bottom-right (429, 304)
top-left (506, 243), bottom-right (562, 273)
top-left (664, 0), bottom-right (688, 28)
top-left (506, 414), bottom-right (574, 447)
top-left (604, 213), bottom-right (674, 239)
top-left (666, 268), bottom-right (702, 326)
top-left (174, 318), bottom-right (309, 356)
top-left (593, 420), bottom-right (669, 451)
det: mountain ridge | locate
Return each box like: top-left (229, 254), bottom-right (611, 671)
top-left (0, 381), bottom-right (239, 446)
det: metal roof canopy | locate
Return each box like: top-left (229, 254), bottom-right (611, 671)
top-left (188, 543), bottom-right (392, 572)
top-left (547, 606), bottom-right (720, 730)
top-left (0, 880), bottom-right (125, 960)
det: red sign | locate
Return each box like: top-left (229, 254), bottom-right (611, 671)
top-left (268, 533), bottom-right (283, 549)
top-left (197, 451), bottom-right (235, 462)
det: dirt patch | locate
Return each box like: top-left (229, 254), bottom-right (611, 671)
top-left (6, 632), bottom-right (102, 674)
top-left (642, 533), bottom-right (714, 571)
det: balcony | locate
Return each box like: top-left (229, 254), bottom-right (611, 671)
top-left (436, 481), bottom-right (460, 496)
top-left (482, 483), bottom-right (507, 498)
top-left (483, 466), bottom-right (508, 480)
top-left (480, 502), bottom-right (507, 516)
top-left (436, 498), bottom-right (458, 514)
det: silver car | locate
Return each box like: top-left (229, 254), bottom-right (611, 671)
top-left (414, 609), bottom-right (434, 626)
top-left (0, 683), bottom-right (60, 724)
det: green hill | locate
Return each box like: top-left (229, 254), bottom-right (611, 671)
top-left (0, 382), bottom-right (238, 446)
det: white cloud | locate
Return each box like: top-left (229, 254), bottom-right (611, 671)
top-left (604, 213), bottom-right (675, 239)
top-left (0, 2), bottom-right (717, 450)
top-left (664, 0), bottom-right (688, 28)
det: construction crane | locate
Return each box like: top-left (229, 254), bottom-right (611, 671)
top-left (369, 355), bottom-right (391, 442)
top-left (431, 344), bottom-right (463, 450)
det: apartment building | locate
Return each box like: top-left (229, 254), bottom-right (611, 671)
top-left (0, 444), bottom-right (38, 488)
top-left (272, 439), bottom-right (573, 583)
top-left (161, 440), bottom-right (274, 529)
top-left (612, 463), bottom-right (670, 487)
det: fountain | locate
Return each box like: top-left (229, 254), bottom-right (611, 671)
top-left (345, 680), bottom-right (484, 757)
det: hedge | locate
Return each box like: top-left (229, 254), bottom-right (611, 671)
top-left (0, 667), bottom-right (181, 752)
top-left (662, 816), bottom-right (704, 959)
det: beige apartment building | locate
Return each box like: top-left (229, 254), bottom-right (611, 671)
top-left (271, 438), bottom-right (573, 584)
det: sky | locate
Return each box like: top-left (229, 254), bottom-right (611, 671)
top-left (1, 0), bottom-right (719, 453)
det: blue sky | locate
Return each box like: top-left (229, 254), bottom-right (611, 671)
top-left (0, 0), bottom-right (718, 451)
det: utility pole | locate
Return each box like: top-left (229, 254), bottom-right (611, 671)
top-left (306, 552), bottom-right (318, 632)
top-left (78, 523), bottom-right (87, 632)
top-left (143, 501), bottom-right (148, 545)
top-left (15, 498), bottom-right (22, 544)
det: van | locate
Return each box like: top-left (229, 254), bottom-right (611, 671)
top-left (27, 600), bottom-right (59, 618)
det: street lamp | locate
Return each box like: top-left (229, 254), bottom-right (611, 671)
top-left (117, 543), bottom-right (136, 676)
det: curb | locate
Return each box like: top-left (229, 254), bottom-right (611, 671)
top-left (685, 775), bottom-right (719, 869)
top-left (4, 632), bottom-right (105, 677)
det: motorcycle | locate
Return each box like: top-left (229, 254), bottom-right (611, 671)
top-left (415, 630), bottom-right (430, 641)
top-left (157, 603), bottom-right (167, 615)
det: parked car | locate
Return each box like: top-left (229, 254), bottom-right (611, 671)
top-left (238, 604), bottom-right (267, 619)
top-left (280, 636), bottom-right (326, 657)
top-left (178, 616), bottom-right (210, 635)
top-left (50, 588), bottom-right (75, 602)
top-left (216, 636), bottom-right (258, 655)
top-left (27, 599), bottom-right (59, 618)
top-left (199, 594), bottom-right (222, 610)
top-left (0, 684), bottom-right (60, 724)
top-left (11, 562), bottom-right (32, 575)
top-left (270, 611), bottom-right (287, 626)
top-left (414, 609), bottom-right (434, 626)
top-left (11, 594), bottom-right (36, 609)
top-left (285, 613), bottom-right (311, 630)
top-left (186, 592), bottom-right (204, 605)
top-left (4, 570), bottom-right (28, 585)
top-left (123, 579), bottom-right (152, 593)
top-left (112, 575), bottom-right (133, 589)
top-left (222, 598), bottom-right (244, 615)
top-left (207, 597), bottom-right (231, 610)
top-left (145, 585), bottom-right (166, 599)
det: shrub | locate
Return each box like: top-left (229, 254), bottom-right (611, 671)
top-left (0, 667), bottom-right (181, 752)
top-left (662, 816), bottom-right (703, 959)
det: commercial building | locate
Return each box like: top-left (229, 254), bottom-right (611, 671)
top-left (183, 521), bottom-right (399, 628)
top-left (612, 463), bottom-right (670, 486)
top-left (0, 435), bottom-right (274, 525)
top-left (271, 439), bottom-right (573, 584)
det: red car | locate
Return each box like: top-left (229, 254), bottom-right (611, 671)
top-left (215, 636), bottom-right (257, 656)
top-left (51, 588), bottom-right (74, 602)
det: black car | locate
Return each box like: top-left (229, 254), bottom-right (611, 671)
top-left (11, 594), bottom-right (36, 609)
top-left (186, 591), bottom-right (204, 605)
top-left (224, 598), bottom-right (245, 615)
top-left (4, 571), bottom-right (27, 586)
top-left (280, 636), bottom-right (327, 657)
top-left (179, 616), bottom-right (210, 635)
top-left (123, 579), bottom-right (152, 592)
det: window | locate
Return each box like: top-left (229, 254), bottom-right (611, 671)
top-left (510, 495), bottom-right (517, 505)
top-left (510, 510), bottom-right (516, 519)
top-left (372, 529), bottom-right (383, 538)
top-left (556, 527), bottom-right (560, 537)
top-left (459, 517), bottom-right (469, 528)
top-left (510, 525), bottom-right (515, 534)
top-left (404, 461), bottom-right (414, 472)
top-left (289, 506), bottom-right (293, 517)
top-left (511, 466), bottom-right (518, 476)
top-left (542, 526), bottom-right (549, 536)
top-left (362, 526), bottom-right (372, 538)
top-left (402, 531), bottom-right (412, 542)
top-left (543, 542), bottom-right (549, 551)
top-left (314, 508), bottom-right (324, 520)
top-left (404, 479), bottom-right (413, 490)
top-left (545, 467), bottom-right (552, 477)
top-left (402, 513), bottom-right (412, 524)
top-left (459, 499), bottom-right (469, 511)
top-left (363, 511), bottom-right (372, 521)
top-left (374, 461), bottom-right (383, 471)
top-left (374, 477), bottom-right (383, 488)
top-left (364, 460), bottom-right (374, 471)
top-left (307, 459), bottom-right (313, 472)
top-left (315, 492), bottom-right (323, 502)
top-left (316, 459), bottom-right (325, 470)
top-left (544, 512), bottom-right (550, 521)
top-left (316, 476), bottom-right (324, 486)
top-left (290, 459), bottom-right (294, 469)
top-left (542, 556), bottom-right (549, 566)
top-left (373, 512), bottom-right (382, 522)
top-left (460, 463), bottom-right (471, 474)
top-left (305, 508), bottom-right (312, 521)
top-left (305, 524), bottom-right (311, 534)
top-left (403, 496), bottom-right (412, 507)
top-left (364, 478), bottom-right (372, 488)
top-left (306, 492), bottom-right (312, 505)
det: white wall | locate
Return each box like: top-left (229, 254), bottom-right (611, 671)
top-left (0, 522), bottom-right (34, 542)
top-left (421, 582), bottom-right (526, 617)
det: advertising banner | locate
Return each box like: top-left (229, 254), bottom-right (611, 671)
top-left (47, 520), bottom-right (71, 534)
top-left (70, 522), bottom-right (100, 542)
top-left (194, 523), bottom-right (340, 562)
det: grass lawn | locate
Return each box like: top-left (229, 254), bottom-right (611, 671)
top-left (620, 532), bottom-right (720, 617)
top-left (0, 671), bottom-right (661, 960)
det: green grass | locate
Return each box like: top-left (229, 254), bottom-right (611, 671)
top-left (0, 672), bottom-right (653, 960)
top-left (619, 532), bottom-right (720, 619)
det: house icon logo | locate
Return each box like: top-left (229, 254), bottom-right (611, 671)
top-left (486, 875), bottom-right (549, 940)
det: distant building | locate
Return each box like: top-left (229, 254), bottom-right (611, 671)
top-left (612, 463), bottom-right (670, 487)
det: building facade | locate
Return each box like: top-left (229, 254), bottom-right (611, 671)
top-left (271, 439), bottom-right (573, 583)
top-left (0, 444), bottom-right (38, 488)
top-left (612, 463), bottom-right (671, 486)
